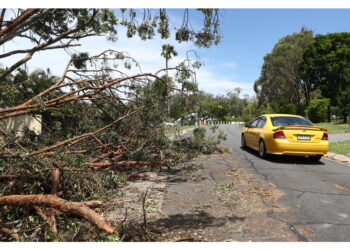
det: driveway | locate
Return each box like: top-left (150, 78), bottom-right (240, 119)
top-left (329, 132), bottom-right (350, 143)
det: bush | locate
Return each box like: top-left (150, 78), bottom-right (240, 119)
top-left (305, 98), bottom-right (330, 123)
top-left (209, 105), bottom-right (228, 120)
top-left (279, 103), bottom-right (305, 116)
top-left (193, 127), bottom-right (206, 140)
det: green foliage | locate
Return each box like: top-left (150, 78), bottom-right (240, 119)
top-left (0, 68), bottom-right (60, 108)
top-left (278, 103), bottom-right (305, 116)
top-left (72, 53), bottom-right (90, 69)
top-left (301, 32), bottom-right (350, 123)
top-left (305, 98), bottom-right (330, 123)
top-left (259, 103), bottom-right (275, 115)
top-left (193, 127), bottom-right (206, 140)
top-left (0, 8), bottom-right (226, 242)
top-left (161, 44), bottom-right (178, 62)
top-left (209, 105), bottom-right (228, 120)
top-left (119, 9), bottom-right (221, 47)
top-left (30, 9), bottom-right (117, 40)
top-left (242, 102), bottom-right (258, 122)
top-left (254, 29), bottom-right (314, 107)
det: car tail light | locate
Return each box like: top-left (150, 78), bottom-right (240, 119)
top-left (273, 131), bottom-right (286, 139)
top-left (322, 133), bottom-right (328, 140)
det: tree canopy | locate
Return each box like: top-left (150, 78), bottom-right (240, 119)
top-left (254, 29), bottom-right (314, 111)
top-left (0, 8), bottom-right (221, 82)
top-left (300, 32), bottom-right (350, 123)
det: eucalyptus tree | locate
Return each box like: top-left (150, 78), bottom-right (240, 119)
top-left (0, 8), bottom-right (221, 81)
top-left (254, 29), bottom-right (314, 110)
top-left (0, 8), bottom-right (224, 241)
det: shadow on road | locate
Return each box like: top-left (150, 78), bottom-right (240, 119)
top-left (240, 147), bottom-right (325, 166)
top-left (151, 210), bottom-right (246, 231)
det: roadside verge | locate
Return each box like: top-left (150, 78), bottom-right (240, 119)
top-left (326, 152), bottom-right (350, 167)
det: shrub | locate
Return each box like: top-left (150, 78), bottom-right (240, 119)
top-left (193, 127), bottom-right (206, 140)
top-left (279, 103), bottom-right (305, 116)
top-left (305, 98), bottom-right (330, 123)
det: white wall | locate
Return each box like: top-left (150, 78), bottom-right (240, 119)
top-left (1, 114), bottom-right (42, 138)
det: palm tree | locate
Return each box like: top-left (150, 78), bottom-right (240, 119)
top-left (161, 44), bottom-right (178, 115)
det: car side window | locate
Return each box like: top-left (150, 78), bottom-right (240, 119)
top-left (250, 118), bottom-right (260, 128)
top-left (257, 117), bottom-right (266, 128)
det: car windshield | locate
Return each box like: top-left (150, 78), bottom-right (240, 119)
top-left (270, 116), bottom-right (314, 127)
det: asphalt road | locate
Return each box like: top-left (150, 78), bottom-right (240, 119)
top-left (207, 124), bottom-right (350, 241)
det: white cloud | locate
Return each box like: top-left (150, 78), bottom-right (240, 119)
top-left (196, 67), bottom-right (254, 97)
top-left (0, 25), bottom-right (254, 97)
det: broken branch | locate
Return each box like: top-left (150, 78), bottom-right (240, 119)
top-left (0, 194), bottom-right (118, 235)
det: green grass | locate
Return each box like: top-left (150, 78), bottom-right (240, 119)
top-left (329, 140), bottom-right (350, 157)
top-left (315, 122), bottom-right (350, 134)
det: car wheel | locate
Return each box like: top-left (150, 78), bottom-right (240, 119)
top-left (309, 155), bottom-right (322, 162)
top-left (241, 134), bottom-right (246, 148)
top-left (259, 140), bottom-right (266, 158)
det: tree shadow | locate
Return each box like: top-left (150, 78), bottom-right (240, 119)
top-left (150, 210), bottom-right (246, 231)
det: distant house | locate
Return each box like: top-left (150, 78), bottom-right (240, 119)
top-left (1, 114), bottom-right (42, 138)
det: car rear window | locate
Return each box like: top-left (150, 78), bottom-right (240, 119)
top-left (270, 116), bottom-right (313, 127)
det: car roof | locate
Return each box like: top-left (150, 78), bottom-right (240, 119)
top-left (260, 114), bottom-right (303, 118)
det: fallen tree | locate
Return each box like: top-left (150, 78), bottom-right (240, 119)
top-left (0, 8), bottom-right (223, 242)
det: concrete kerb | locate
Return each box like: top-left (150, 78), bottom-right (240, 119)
top-left (325, 152), bottom-right (350, 167)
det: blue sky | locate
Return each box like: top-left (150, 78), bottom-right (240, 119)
top-left (2, 8), bottom-right (350, 98)
top-left (182, 9), bottom-right (350, 96)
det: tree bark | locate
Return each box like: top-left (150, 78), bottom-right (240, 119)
top-left (46, 168), bottom-right (60, 241)
top-left (0, 174), bottom-right (17, 180)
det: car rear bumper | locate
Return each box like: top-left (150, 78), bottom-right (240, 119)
top-left (267, 139), bottom-right (328, 156)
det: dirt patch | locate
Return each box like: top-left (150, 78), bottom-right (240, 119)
top-left (105, 150), bottom-right (301, 241)
top-left (152, 151), bottom-right (298, 241)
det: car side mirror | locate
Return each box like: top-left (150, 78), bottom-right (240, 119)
top-left (245, 122), bottom-right (251, 128)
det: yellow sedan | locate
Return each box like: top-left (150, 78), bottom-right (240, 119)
top-left (241, 114), bottom-right (328, 161)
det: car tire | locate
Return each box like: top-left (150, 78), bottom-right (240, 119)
top-left (309, 155), bottom-right (322, 162)
top-left (259, 140), bottom-right (267, 158)
top-left (241, 134), bottom-right (247, 149)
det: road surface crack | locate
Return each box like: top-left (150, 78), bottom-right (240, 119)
top-left (267, 209), bottom-right (309, 242)
top-left (241, 153), bottom-right (269, 181)
top-left (279, 186), bottom-right (350, 196)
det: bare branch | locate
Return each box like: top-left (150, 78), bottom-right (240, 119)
top-left (0, 8), bottom-right (39, 37)
top-left (0, 8), bottom-right (6, 29)
top-left (0, 9), bottom-right (98, 81)
top-left (0, 43), bottom-right (81, 59)
top-left (28, 106), bottom-right (144, 156)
